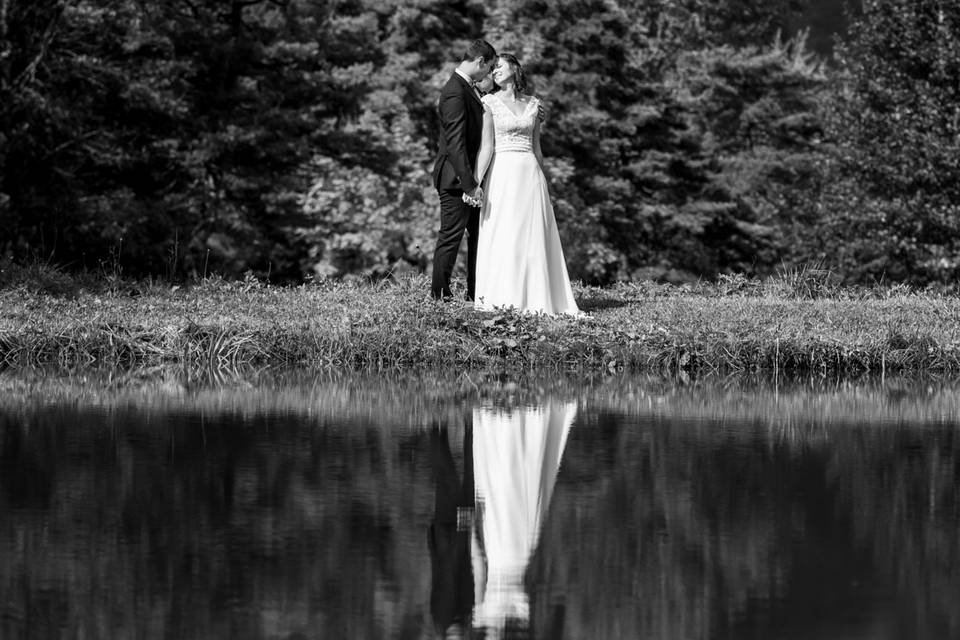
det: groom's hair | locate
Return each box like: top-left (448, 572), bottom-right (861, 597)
top-left (462, 39), bottom-right (497, 64)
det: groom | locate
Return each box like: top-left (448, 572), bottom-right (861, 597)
top-left (430, 39), bottom-right (497, 301)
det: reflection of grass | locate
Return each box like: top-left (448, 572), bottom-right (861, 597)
top-left (586, 374), bottom-right (960, 435)
top-left (4, 268), bottom-right (960, 373)
top-left (4, 368), bottom-right (960, 436)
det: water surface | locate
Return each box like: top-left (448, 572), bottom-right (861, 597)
top-left (1, 371), bottom-right (958, 639)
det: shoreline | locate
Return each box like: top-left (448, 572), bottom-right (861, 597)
top-left (2, 273), bottom-right (960, 375)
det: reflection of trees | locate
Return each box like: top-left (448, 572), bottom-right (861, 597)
top-left (530, 414), bottom-right (960, 640)
top-left (529, 413), bottom-right (797, 640)
top-left (0, 407), bottom-right (438, 638)
top-left (827, 429), bottom-right (960, 638)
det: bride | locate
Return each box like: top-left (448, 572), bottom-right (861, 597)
top-left (471, 54), bottom-right (581, 316)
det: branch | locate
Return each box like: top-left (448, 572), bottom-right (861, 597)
top-left (11, 1), bottom-right (69, 90)
top-left (40, 129), bottom-right (100, 162)
top-left (238, 0), bottom-right (289, 8)
top-left (0, 0), bottom-right (11, 88)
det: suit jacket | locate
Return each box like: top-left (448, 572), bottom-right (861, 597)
top-left (432, 72), bottom-right (484, 193)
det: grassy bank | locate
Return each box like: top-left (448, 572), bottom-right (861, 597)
top-left (2, 265), bottom-right (960, 374)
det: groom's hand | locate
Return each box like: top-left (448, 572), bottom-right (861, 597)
top-left (462, 186), bottom-right (483, 207)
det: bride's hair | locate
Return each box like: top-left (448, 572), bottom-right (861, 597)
top-left (498, 53), bottom-right (527, 94)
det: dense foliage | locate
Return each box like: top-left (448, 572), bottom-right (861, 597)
top-left (818, 0), bottom-right (960, 284)
top-left (1, 0), bottom-right (435, 281)
top-left (7, 0), bottom-right (956, 287)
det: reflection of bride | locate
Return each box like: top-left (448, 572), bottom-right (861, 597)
top-left (470, 401), bottom-right (576, 635)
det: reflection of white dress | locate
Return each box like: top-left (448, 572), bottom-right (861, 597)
top-left (474, 94), bottom-right (580, 315)
top-left (471, 402), bottom-right (576, 629)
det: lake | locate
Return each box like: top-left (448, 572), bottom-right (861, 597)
top-left (0, 369), bottom-right (958, 639)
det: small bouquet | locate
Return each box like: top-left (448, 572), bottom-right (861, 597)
top-left (462, 188), bottom-right (483, 208)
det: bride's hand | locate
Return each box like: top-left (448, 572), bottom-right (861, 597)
top-left (462, 186), bottom-right (483, 207)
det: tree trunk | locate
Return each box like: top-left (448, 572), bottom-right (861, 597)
top-left (0, 0), bottom-right (9, 89)
top-left (230, 0), bottom-right (243, 38)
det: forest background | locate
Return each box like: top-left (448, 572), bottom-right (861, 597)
top-left (2, 0), bottom-right (959, 287)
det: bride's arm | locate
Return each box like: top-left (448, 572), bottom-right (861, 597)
top-left (533, 114), bottom-right (546, 176)
top-left (474, 107), bottom-right (495, 187)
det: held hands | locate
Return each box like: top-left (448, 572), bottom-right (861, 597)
top-left (462, 186), bottom-right (483, 208)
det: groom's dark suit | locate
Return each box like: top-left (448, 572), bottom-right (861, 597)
top-left (431, 71), bottom-right (485, 300)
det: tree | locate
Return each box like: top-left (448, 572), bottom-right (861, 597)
top-left (0, 0), bottom-right (394, 280)
top-left (819, 0), bottom-right (960, 283)
top-left (297, 0), bottom-right (487, 280)
top-left (0, 0), bottom-right (75, 261)
top-left (678, 33), bottom-right (828, 273)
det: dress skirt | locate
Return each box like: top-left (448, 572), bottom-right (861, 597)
top-left (474, 151), bottom-right (580, 315)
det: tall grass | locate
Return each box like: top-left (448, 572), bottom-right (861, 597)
top-left (3, 264), bottom-right (960, 374)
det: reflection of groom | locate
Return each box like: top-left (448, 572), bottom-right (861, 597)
top-left (430, 39), bottom-right (497, 301)
top-left (427, 416), bottom-right (475, 636)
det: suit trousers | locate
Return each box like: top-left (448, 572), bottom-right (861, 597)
top-left (431, 188), bottom-right (479, 300)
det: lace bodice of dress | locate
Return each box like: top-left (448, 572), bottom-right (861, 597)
top-left (482, 94), bottom-right (539, 153)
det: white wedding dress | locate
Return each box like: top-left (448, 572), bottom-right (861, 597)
top-left (474, 94), bottom-right (580, 315)
top-left (470, 401), bottom-right (576, 631)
